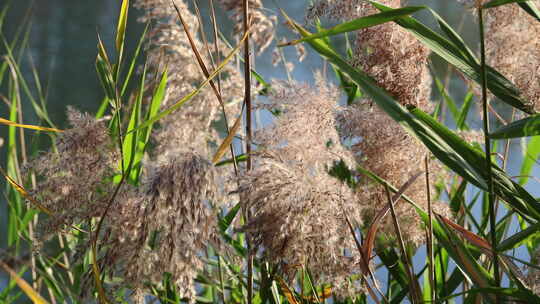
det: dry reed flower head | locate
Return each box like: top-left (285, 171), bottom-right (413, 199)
top-left (105, 151), bottom-right (219, 301)
top-left (483, 1), bottom-right (540, 112)
top-left (527, 248), bottom-right (540, 296)
top-left (457, 129), bottom-right (485, 145)
top-left (352, 0), bottom-right (432, 110)
top-left (240, 79), bottom-right (365, 296)
top-left (307, 0), bottom-right (373, 22)
top-left (218, 0), bottom-right (276, 54)
top-left (240, 156), bottom-right (364, 295)
top-left (308, 0), bottom-right (433, 111)
top-left (24, 107), bottom-right (118, 238)
top-left (256, 75), bottom-right (356, 168)
top-left (307, 0), bottom-right (445, 244)
top-left (338, 103), bottom-right (450, 246)
top-left (134, 0), bottom-right (244, 156)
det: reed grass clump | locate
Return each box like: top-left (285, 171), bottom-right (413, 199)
top-left (3, 0), bottom-right (540, 303)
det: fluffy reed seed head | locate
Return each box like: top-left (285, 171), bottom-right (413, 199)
top-left (105, 151), bottom-right (219, 301)
top-left (255, 76), bottom-right (356, 168)
top-left (218, 0), bottom-right (276, 54)
top-left (24, 107), bottom-right (119, 238)
top-left (308, 0), bottom-right (433, 111)
top-left (307, 0), bottom-right (447, 244)
top-left (482, 1), bottom-right (540, 112)
top-left (134, 0), bottom-right (243, 156)
top-left (527, 248), bottom-right (540, 296)
top-left (240, 79), bottom-right (365, 296)
top-left (338, 102), bottom-right (451, 246)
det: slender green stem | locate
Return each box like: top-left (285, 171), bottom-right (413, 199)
top-left (217, 255), bottom-right (227, 304)
top-left (477, 3), bottom-right (501, 291)
top-left (242, 1), bottom-right (254, 304)
top-left (384, 185), bottom-right (420, 304)
top-left (425, 156), bottom-right (436, 302)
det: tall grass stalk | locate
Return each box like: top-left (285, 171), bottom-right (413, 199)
top-left (477, 1), bottom-right (501, 291)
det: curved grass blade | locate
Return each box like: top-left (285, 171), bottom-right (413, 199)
top-left (115, 0), bottom-right (129, 52)
top-left (361, 172), bottom-right (422, 272)
top-left (484, 0), bottom-right (540, 20)
top-left (279, 6), bottom-right (425, 46)
top-left (497, 222), bottom-right (540, 252)
top-left (0, 261), bottom-right (49, 304)
top-left (281, 11), bottom-right (488, 188)
top-left (518, 1), bottom-right (540, 21)
top-left (0, 118), bottom-right (62, 133)
top-left (212, 113), bottom-right (243, 164)
top-left (490, 114), bottom-right (540, 138)
top-left (519, 136), bottom-right (540, 185)
top-left (0, 166), bottom-right (52, 215)
top-left (410, 108), bottom-right (540, 222)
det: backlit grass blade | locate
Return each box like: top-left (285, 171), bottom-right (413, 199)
top-left (115, 0), bottom-right (129, 52)
top-left (518, 1), bottom-right (540, 21)
top-left (0, 261), bottom-right (49, 304)
top-left (279, 6), bottom-right (425, 46)
top-left (483, 0), bottom-right (540, 21)
top-left (490, 114), bottom-right (540, 138)
top-left (2, 42), bottom-right (55, 128)
top-left (212, 113), bottom-right (243, 164)
top-left (120, 23), bottom-right (149, 97)
top-left (519, 136), bottom-right (540, 185)
top-left (497, 222), bottom-right (540, 252)
top-left (130, 69), bottom-right (167, 181)
top-left (121, 63), bottom-right (145, 182)
top-left (0, 118), bottom-right (62, 133)
top-left (95, 35), bottom-right (116, 101)
top-left (0, 166), bottom-right (53, 215)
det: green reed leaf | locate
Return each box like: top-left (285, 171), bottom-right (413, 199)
top-left (491, 114), bottom-right (540, 138)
